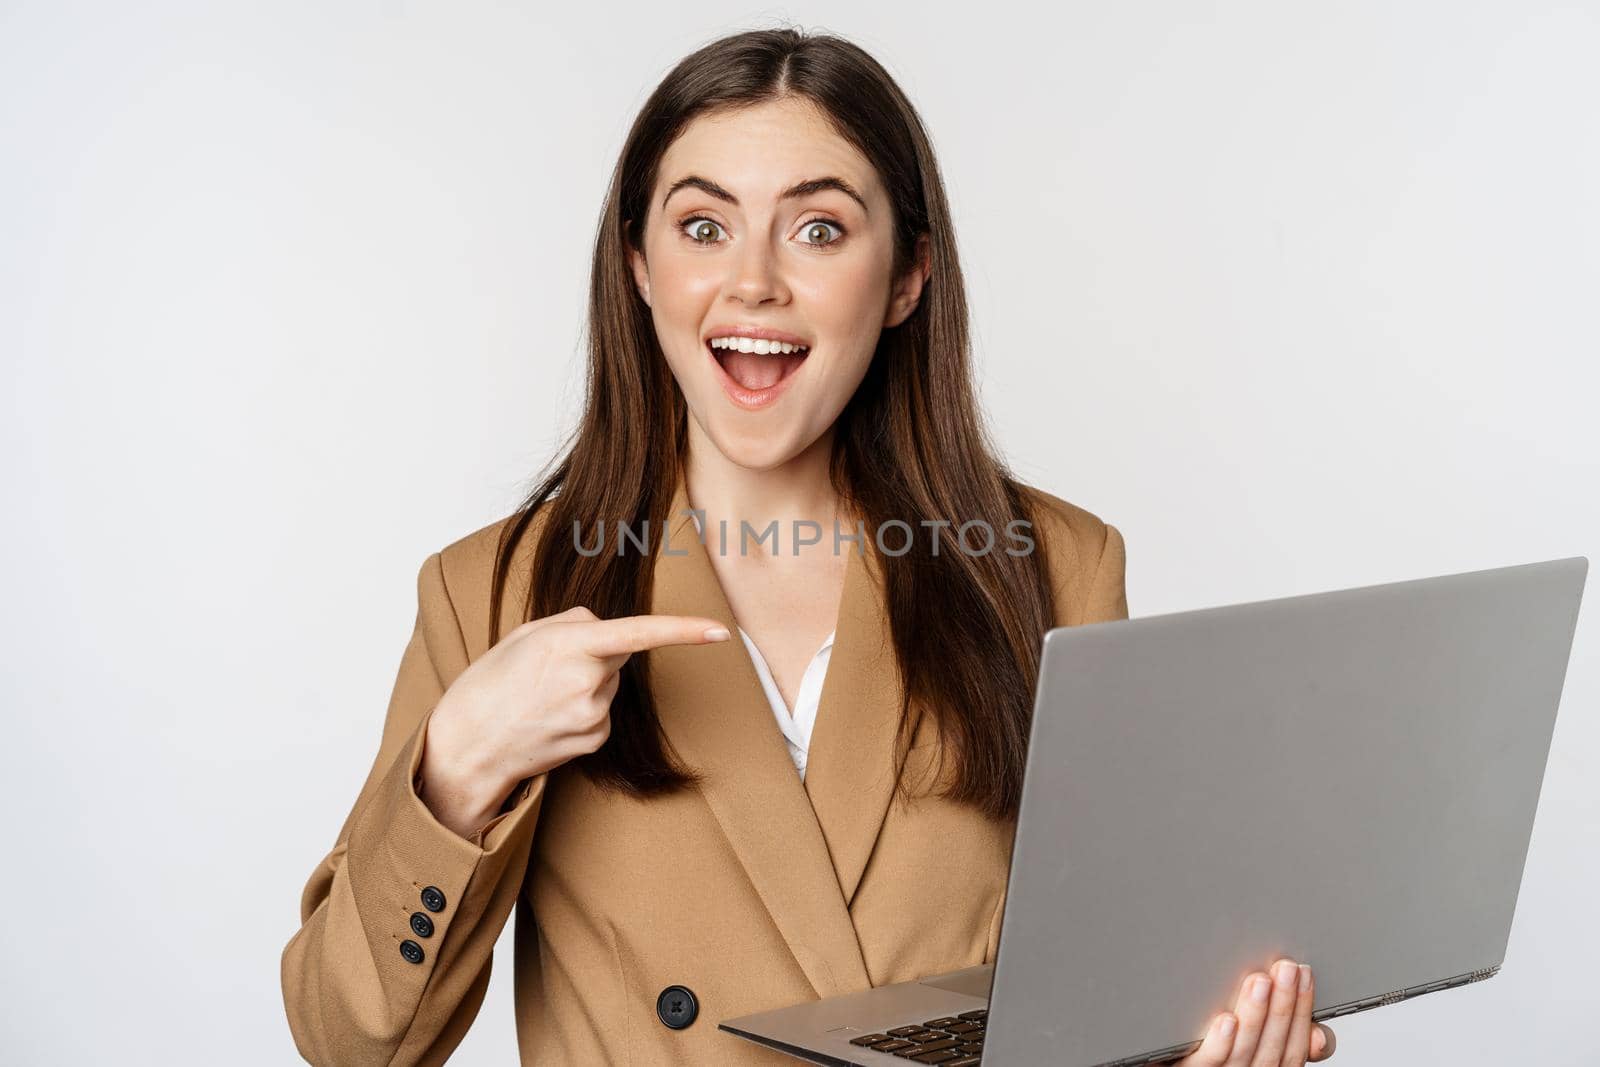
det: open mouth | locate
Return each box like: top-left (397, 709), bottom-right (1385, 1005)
top-left (705, 337), bottom-right (810, 393)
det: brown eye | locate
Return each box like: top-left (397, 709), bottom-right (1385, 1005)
top-left (681, 218), bottom-right (725, 244)
top-left (802, 220), bottom-right (844, 246)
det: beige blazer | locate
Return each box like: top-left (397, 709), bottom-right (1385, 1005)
top-left (280, 474), bottom-right (1129, 1065)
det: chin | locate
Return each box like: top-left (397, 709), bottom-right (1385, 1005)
top-left (705, 424), bottom-right (805, 472)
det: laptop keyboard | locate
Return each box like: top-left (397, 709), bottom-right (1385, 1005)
top-left (847, 1008), bottom-right (986, 1063)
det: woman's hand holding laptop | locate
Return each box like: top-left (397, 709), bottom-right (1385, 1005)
top-left (1173, 959), bottom-right (1336, 1066)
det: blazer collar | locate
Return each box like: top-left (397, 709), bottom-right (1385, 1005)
top-left (645, 472), bottom-right (923, 999)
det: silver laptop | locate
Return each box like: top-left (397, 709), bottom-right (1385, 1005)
top-left (720, 556), bottom-right (1587, 1066)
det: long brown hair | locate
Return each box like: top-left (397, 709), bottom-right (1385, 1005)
top-left (487, 26), bottom-right (1058, 820)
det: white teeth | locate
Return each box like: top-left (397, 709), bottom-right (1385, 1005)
top-left (709, 336), bottom-right (808, 355)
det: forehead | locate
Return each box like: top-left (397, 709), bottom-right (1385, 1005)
top-left (653, 97), bottom-right (883, 212)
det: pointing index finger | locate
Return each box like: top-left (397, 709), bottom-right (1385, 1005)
top-left (577, 614), bottom-right (731, 659)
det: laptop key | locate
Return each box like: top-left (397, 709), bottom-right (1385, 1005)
top-left (958, 1041), bottom-right (983, 1053)
top-left (943, 1022), bottom-right (981, 1035)
top-left (874, 1041), bottom-right (916, 1052)
top-left (893, 1045), bottom-right (950, 1059)
top-left (922, 1017), bottom-right (960, 1028)
top-left (956, 1009), bottom-right (988, 1020)
top-left (903, 1030), bottom-right (947, 1043)
top-left (907, 1039), bottom-right (959, 1054)
top-left (908, 1052), bottom-right (962, 1064)
top-left (849, 1034), bottom-right (891, 1047)
top-left (888, 1026), bottom-right (925, 1037)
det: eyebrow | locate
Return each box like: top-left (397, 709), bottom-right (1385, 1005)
top-left (661, 174), bottom-right (869, 216)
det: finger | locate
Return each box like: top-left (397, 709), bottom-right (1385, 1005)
top-left (1281, 964), bottom-right (1315, 1065)
top-left (1177, 1012), bottom-right (1237, 1066)
top-left (1222, 972), bottom-right (1271, 1067)
top-left (577, 614), bottom-right (731, 658)
top-left (1248, 959), bottom-right (1302, 1067)
top-left (581, 708), bottom-right (611, 748)
top-left (1310, 1023), bottom-right (1337, 1062)
top-left (506, 605), bottom-right (594, 640)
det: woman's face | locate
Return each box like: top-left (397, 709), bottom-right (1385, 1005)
top-left (629, 96), bottom-right (928, 472)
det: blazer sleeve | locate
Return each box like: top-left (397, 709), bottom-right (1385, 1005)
top-left (281, 551), bottom-right (547, 1066)
top-left (1081, 522), bottom-right (1130, 624)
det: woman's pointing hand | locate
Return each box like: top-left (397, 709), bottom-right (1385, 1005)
top-left (419, 607), bottom-right (730, 837)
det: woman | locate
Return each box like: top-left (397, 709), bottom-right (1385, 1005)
top-left (281, 27), bottom-right (1337, 1067)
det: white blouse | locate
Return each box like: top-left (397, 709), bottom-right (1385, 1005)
top-left (737, 626), bottom-right (836, 780)
top-left (688, 509), bottom-right (835, 778)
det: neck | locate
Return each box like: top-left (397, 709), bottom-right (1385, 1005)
top-left (680, 422), bottom-right (848, 557)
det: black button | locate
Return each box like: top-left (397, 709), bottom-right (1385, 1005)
top-left (410, 912), bottom-right (434, 938)
top-left (399, 939), bottom-right (425, 964)
top-left (655, 984), bottom-right (698, 1030)
top-left (420, 886), bottom-right (446, 912)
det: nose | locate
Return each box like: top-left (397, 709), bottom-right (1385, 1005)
top-left (724, 234), bottom-right (789, 306)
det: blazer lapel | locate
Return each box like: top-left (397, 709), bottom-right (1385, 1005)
top-left (646, 475), bottom-right (876, 999)
top-left (801, 520), bottom-right (923, 908)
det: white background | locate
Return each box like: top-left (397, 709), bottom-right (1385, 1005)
top-left (3, 2), bottom-right (1595, 1063)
